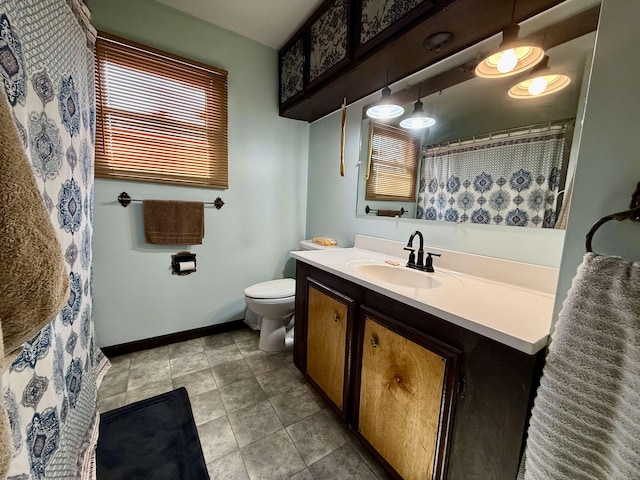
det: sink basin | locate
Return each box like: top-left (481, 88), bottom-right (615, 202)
top-left (353, 263), bottom-right (461, 289)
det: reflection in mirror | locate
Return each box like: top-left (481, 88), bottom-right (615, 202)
top-left (356, 0), bottom-right (599, 229)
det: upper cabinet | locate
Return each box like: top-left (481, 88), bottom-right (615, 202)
top-left (309, 0), bottom-right (352, 86)
top-left (356, 0), bottom-right (436, 56)
top-left (278, 0), bottom-right (567, 122)
top-left (279, 34), bottom-right (306, 106)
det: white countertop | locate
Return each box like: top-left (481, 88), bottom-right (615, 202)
top-left (291, 245), bottom-right (555, 355)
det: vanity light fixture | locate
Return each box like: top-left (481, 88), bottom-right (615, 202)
top-left (400, 86), bottom-right (436, 130)
top-left (366, 85), bottom-right (404, 120)
top-left (400, 99), bottom-right (435, 129)
top-left (475, 7), bottom-right (545, 79)
top-left (508, 56), bottom-right (571, 99)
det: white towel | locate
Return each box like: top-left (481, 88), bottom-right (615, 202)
top-left (523, 253), bottom-right (640, 480)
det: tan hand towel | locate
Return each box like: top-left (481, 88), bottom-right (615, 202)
top-left (0, 97), bottom-right (69, 364)
top-left (143, 200), bottom-right (204, 245)
top-left (0, 95), bottom-right (69, 477)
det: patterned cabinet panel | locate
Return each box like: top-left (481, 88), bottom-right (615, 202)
top-left (309, 0), bottom-right (351, 86)
top-left (279, 33), bottom-right (306, 106)
top-left (356, 0), bottom-right (436, 56)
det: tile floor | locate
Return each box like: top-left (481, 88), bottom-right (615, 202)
top-left (98, 328), bottom-right (389, 480)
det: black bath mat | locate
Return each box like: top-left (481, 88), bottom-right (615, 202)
top-left (96, 387), bottom-right (209, 480)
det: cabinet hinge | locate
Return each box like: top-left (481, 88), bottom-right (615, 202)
top-left (458, 375), bottom-right (467, 398)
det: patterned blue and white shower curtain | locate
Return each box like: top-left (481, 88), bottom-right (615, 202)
top-left (417, 123), bottom-right (570, 228)
top-left (0, 1), bottom-right (105, 478)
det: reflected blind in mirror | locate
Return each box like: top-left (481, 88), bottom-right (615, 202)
top-left (95, 33), bottom-right (228, 188)
top-left (366, 122), bottom-right (420, 202)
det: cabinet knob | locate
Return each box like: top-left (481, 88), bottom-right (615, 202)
top-left (333, 313), bottom-right (340, 322)
top-left (370, 337), bottom-right (378, 348)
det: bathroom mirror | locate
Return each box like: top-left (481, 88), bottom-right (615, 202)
top-left (356, 0), bottom-right (599, 229)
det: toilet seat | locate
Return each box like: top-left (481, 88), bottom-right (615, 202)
top-left (244, 279), bottom-right (295, 299)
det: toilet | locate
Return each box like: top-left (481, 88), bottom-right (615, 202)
top-left (243, 239), bottom-right (338, 353)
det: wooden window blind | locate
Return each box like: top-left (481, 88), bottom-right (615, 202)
top-left (94, 33), bottom-right (228, 188)
top-left (366, 122), bottom-right (420, 201)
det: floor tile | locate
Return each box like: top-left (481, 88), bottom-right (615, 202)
top-left (99, 368), bottom-right (129, 397)
top-left (127, 361), bottom-right (171, 390)
top-left (96, 329), bottom-right (389, 479)
top-left (347, 436), bottom-right (392, 480)
top-left (107, 354), bottom-right (130, 370)
top-left (212, 358), bottom-right (253, 387)
top-left (279, 350), bottom-right (294, 365)
top-left (228, 400), bottom-right (283, 448)
top-left (286, 410), bottom-right (347, 466)
top-left (245, 351), bottom-right (289, 376)
top-left (240, 429), bottom-right (305, 480)
top-left (190, 389), bottom-right (226, 426)
top-left (197, 416), bottom-right (238, 464)
top-left (308, 443), bottom-right (376, 480)
top-left (129, 345), bottom-right (169, 370)
top-left (289, 468), bottom-right (314, 480)
top-left (202, 332), bottom-right (235, 350)
top-left (255, 366), bottom-right (303, 398)
top-left (97, 392), bottom-right (126, 413)
top-left (207, 450), bottom-right (249, 480)
top-left (236, 337), bottom-right (260, 356)
top-left (168, 338), bottom-right (204, 359)
top-left (323, 407), bottom-right (353, 439)
top-left (172, 368), bottom-right (216, 397)
top-left (125, 380), bottom-right (172, 404)
top-left (206, 343), bottom-right (244, 367)
top-left (270, 384), bottom-right (321, 427)
top-left (230, 328), bottom-right (259, 344)
top-left (303, 383), bottom-right (327, 409)
top-left (285, 362), bottom-right (307, 384)
top-left (219, 377), bottom-right (267, 413)
top-left (169, 352), bottom-right (210, 378)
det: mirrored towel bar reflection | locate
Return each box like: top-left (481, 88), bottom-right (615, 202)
top-left (365, 205), bottom-right (407, 217)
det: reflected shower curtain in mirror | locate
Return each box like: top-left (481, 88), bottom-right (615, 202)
top-left (417, 121), bottom-right (572, 228)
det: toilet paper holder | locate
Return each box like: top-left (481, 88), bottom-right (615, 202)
top-left (171, 251), bottom-right (197, 276)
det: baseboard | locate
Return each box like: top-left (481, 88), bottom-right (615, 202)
top-left (101, 319), bottom-right (246, 358)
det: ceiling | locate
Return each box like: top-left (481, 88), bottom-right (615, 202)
top-left (155, 0), bottom-right (324, 49)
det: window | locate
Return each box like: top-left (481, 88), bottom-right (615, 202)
top-left (365, 122), bottom-right (420, 201)
top-left (94, 33), bottom-right (228, 188)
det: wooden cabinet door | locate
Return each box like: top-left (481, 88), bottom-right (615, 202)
top-left (306, 279), bottom-right (354, 412)
top-left (357, 307), bottom-right (460, 480)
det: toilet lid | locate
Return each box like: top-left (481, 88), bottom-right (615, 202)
top-left (244, 278), bottom-right (295, 299)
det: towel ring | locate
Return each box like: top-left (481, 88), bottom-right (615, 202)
top-left (585, 182), bottom-right (640, 253)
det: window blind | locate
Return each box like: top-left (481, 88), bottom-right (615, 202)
top-left (366, 122), bottom-right (420, 201)
top-left (95, 33), bottom-right (228, 188)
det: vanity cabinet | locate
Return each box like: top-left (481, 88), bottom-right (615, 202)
top-left (294, 261), bottom-right (546, 480)
top-left (356, 308), bottom-right (460, 480)
top-left (305, 279), bottom-right (354, 414)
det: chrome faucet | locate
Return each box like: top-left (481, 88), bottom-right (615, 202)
top-left (404, 231), bottom-right (425, 270)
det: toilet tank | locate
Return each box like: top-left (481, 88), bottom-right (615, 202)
top-left (299, 239), bottom-right (341, 250)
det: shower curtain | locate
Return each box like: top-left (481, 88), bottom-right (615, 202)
top-left (0, 0), bottom-right (105, 478)
top-left (417, 122), bottom-right (571, 228)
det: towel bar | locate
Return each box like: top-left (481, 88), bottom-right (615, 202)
top-left (117, 192), bottom-right (225, 210)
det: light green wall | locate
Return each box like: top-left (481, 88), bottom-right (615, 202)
top-left (553, 0), bottom-right (640, 319)
top-left (89, 0), bottom-right (309, 347)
